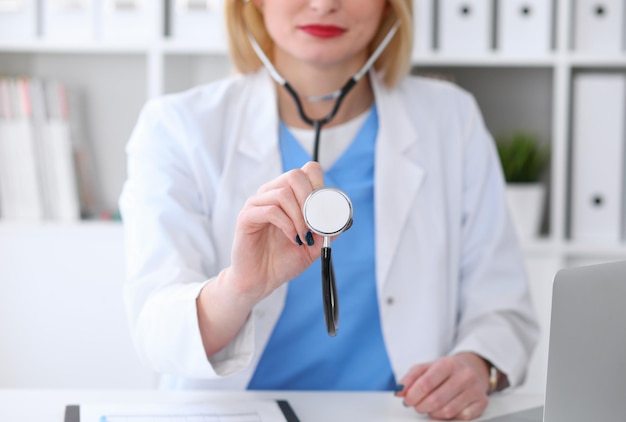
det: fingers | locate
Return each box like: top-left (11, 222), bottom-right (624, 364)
top-left (245, 162), bottom-right (324, 245)
top-left (401, 359), bottom-right (456, 407)
top-left (396, 363), bottom-right (429, 399)
top-left (301, 161), bottom-right (324, 191)
top-left (398, 357), bottom-right (489, 420)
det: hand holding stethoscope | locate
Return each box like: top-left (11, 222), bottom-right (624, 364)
top-left (228, 162), bottom-right (327, 303)
top-left (229, 162), bottom-right (351, 337)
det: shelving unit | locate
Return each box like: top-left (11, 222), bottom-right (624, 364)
top-left (1, 0), bottom-right (625, 391)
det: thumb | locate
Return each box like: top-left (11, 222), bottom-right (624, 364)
top-left (301, 161), bottom-right (324, 191)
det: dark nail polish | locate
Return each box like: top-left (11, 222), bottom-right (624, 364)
top-left (402, 401), bottom-right (409, 408)
top-left (394, 384), bottom-right (405, 395)
top-left (295, 234), bottom-right (303, 246)
top-left (305, 231), bottom-right (315, 246)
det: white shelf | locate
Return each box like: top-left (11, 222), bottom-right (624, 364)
top-left (568, 55), bottom-right (626, 67)
top-left (561, 242), bottom-right (626, 258)
top-left (414, 53), bottom-right (558, 68)
top-left (160, 41), bottom-right (228, 56)
top-left (0, 220), bottom-right (121, 231)
top-left (0, 41), bottom-right (151, 55)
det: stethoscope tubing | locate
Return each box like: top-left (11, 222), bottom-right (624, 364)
top-left (283, 78), bottom-right (357, 161)
top-left (321, 246), bottom-right (338, 336)
top-left (250, 22), bottom-right (399, 160)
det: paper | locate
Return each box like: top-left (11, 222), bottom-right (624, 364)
top-left (80, 400), bottom-right (290, 422)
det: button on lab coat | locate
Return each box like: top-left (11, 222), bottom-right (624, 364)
top-left (120, 69), bottom-right (539, 390)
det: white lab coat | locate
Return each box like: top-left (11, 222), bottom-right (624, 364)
top-left (119, 69), bottom-right (539, 390)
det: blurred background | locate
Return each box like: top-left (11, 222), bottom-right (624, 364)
top-left (0, 0), bottom-right (625, 393)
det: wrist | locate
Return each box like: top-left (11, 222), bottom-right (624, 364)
top-left (212, 267), bottom-right (261, 311)
top-left (455, 352), bottom-right (491, 393)
top-left (196, 269), bottom-right (258, 357)
top-left (481, 359), bottom-right (510, 394)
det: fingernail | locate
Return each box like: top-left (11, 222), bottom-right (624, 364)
top-left (305, 231), bottom-right (315, 246)
top-left (402, 401), bottom-right (409, 408)
top-left (394, 384), bottom-right (404, 395)
top-left (295, 234), bottom-right (303, 246)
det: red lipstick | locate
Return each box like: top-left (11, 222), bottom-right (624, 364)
top-left (299, 24), bottom-right (346, 39)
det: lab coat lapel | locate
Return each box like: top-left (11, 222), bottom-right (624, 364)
top-left (237, 70), bottom-right (283, 196)
top-left (371, 73), bottom-right (425, 290)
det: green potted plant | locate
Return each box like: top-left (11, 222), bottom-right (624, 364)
top-left (496, 131), bottom-right (550, 239)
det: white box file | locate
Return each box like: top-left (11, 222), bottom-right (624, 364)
top-left (574, 0), bottom-right (625, 54)
top-left (571, 73), bottom-right (626, 243)
top-left (42, 0), bottom-right (98, 42)
top-left (98, 0), bottom-right (157, 43)
top-left (412, 0), bottom-right (434, 57)
top-left (497, 0), bottom-right (552, 56)
top-left (0, 0), bottom-right (38, 42)
top-left (438, 0), bottom-right (493, 54)
top-left (169, 0), bottom-right (227, 51)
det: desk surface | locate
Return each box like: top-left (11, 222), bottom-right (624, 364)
top-left (0, 389), bottom-right (542, 422)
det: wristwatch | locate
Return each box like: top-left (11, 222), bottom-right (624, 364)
top-left (488, 365), bottom-right (499, 394)
top-left (487, 363), bottom-right (509, 394)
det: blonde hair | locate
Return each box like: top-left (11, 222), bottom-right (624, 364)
top-left (224, 0), bottom-right (413, 88)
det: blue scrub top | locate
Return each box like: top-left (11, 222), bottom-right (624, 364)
top-left (248, 107), bottom-right (396, 391)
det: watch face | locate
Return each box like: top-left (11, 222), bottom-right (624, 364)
top-left (303, 188), bottom-right (353, 236)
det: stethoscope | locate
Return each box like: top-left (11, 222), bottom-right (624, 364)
top-left (245, 11), bottom-right (400, 335)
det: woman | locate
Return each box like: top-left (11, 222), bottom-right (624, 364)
top-left (120, 0), bottom-right (539, 419)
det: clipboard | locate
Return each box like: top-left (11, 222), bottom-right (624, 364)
top-left (64, 399), bottom-right (300, 422)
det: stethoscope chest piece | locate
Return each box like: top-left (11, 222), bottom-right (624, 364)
top-left (303, 188), bottom-right (353, 238)
top-left (303, 187), bottom-right (353, 336)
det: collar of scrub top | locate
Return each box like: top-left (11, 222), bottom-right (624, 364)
top-left (245, 18), bottom-right (400, 161)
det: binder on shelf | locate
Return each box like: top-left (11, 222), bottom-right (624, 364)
top-left (412, 0), bottom-right (434, 57)
top-left (98, 0), bottom-right (157, 43)
top-left (0, 78), bottom-right (16, 219)
top-left (496, 0), bottom-right (552, 56)
top-left (571, 73), bottom-right (626, 243)
top-left (42, 81), bottom-right (81, 221)
top-left (0, 77), bottom-right (82, 222)
top-left (573, 0), bottom-right (625, 54)
top-left (28, 78), bottom-right (53, 217)
top-left (42, 0), bottom-right (97, 42)
top-left (0, 78), bottom-right (45, 221)
top-left (65, 85), bottom-right (101, 219)
top-left (438, 0), bottom-right (493, 55)
top-left (168, 0), bottom-right (228, 51)
top-left (0, 0), bottom-right (38, 43)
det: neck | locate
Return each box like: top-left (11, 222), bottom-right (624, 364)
top-left (274, 52), bottom-right (375, 129)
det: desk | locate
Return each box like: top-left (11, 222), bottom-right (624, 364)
top-left (0, 389), bottom-right (542, 421)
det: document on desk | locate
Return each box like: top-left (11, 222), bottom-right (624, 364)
top-left (65, 400), bottom-right (299, 422)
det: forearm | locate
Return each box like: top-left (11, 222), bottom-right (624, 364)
top-left (196, 267), bottom-right (259, 357)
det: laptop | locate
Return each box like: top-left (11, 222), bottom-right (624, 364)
top-left (487, 260), bottom-right (626, 421)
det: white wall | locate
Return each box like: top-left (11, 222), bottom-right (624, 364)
top-left (0, 223), bottom-right (156, 389)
